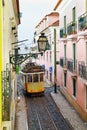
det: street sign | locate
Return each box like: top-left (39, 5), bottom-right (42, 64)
top-left (49, 67), bottom-right (53, 72)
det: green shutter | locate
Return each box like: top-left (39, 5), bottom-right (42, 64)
top-left (72, 7), bottom-right (76, 22)
top-left (73, 43), bottom-right (76, 70)
top-left (64, 16), bottom-right (66, 34)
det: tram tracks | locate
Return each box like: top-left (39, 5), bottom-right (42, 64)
top-left (27, 97), bottom-right (58, 130)
top-left (26, 87), bottom-right (74, 130)
top-left (45, 107), bottom-right (58, 130)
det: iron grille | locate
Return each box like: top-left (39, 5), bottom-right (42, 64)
top-left (78, 12), bottom-right (87, 31)
top-left (60, 57), bottom-right (67, 67)
top-left (78, 62), bottom-right (87, 80)
top-left (2, 70), bottom-right (11, 121)
top-left (67, 59), bottom-right (77, 73)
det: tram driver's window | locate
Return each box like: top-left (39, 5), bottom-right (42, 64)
top-left (40, 73), bottom-right (43, 81)
top-left (28, 74), bottom-right (32, 82)
top-left (33, 74), bottom-right (38, 82)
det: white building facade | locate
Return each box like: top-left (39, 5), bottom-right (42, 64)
top-left (35, 12), bottom-right (59, 85)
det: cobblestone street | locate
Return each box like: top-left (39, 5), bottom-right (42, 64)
top-left (15, 76), bottom-right (87, 130)
top-left (26, 87), bottom-right (74, 130)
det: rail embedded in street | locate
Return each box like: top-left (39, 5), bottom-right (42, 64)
top-left (26, 87), bottom-right (74, 130)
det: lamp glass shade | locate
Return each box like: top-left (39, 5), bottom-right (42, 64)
top-left (37, 33), bottom-right (48, 52)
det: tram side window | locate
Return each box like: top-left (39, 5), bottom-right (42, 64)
top-left (23, 75), bottom-right (25, 83)
top-left (28, 74), bottom-right (32, 82)
top-left (21, 75), bottom-right (23, 82)
top-left (40, 73), bottom-right (43, 81)
top-left (25, 75), bottom-right (27, 82)
top-left (33, 74), bottom-right (38, 82)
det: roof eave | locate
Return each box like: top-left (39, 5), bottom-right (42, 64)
top-left (53, 0), bottom-right (62, 11)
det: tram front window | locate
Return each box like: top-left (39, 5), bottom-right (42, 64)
top-left (33, 74), bottom-right (38, 82)
top-left (40, 73), bottom-right (43, 81)
top-left (28, 74), bottom-right (32, 82)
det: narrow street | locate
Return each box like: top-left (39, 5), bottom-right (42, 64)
top-left (1, 1), bottom-right (87, 130)
top-left (15, 74), bottom-right (87, 130)
top-left (26, 87), bottom-right (74, 130)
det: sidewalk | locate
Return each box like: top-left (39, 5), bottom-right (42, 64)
top-left (15, 95), bottom-right (28, 130)
top-left (51, 90), bottom-right (87, 130)
top-left (15, 74), bottom-right (28, 130)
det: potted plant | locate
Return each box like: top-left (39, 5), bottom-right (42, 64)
top-left (71, 21), bottom-right (77, 34)
top-left (72, 21), bottom-right (76, 26)
top-left (63, 33), bottom-right (67, 38)
top-left (79, 17), bottom-right (84, 23)
top-left (84, 22), bottom-right (87, 29)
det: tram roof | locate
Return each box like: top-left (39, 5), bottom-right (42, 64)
top-left (20, 71), bottom-right (44, 75)
top-left (21, 65), bottom-right (45, 73)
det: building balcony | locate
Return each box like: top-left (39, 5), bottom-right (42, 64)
top-left (60, 28), bottom-right (67, 38)
top-left (60, 57), bottom-right (67, 71)
top-left (78, 12), bottom-right (87, 32)
top-left (67, 21), bottom-right (77, 35)
top-left (78, 61), bottom-right (87, 80)
top-left (67, 59), bottom-right (77, 76)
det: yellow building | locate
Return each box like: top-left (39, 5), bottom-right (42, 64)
top-left (0, 1), bottom-right (2, 129)
top-left (1, 0), bottom-right (20, 130)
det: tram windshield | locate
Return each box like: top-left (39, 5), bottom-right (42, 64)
top-left (33, 73), bottom-right (43, 82)
top-left (40, 73), bottom-right (43, 81)
top-left (33, 74), bottom-right (38, 82)
top-left (28, 74), bottom-right (32, 82)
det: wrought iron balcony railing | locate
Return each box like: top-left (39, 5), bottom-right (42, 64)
top-left (67, 21), bottom-right (77, 35)
top-left (60, 28), bottom-right (67, 38)
top-left (60, 57), bottom-right (67, 68)
top-left (60, 28), bottom-right (64, 38)
top-left (78, 12), bottom-right (87, 31)
top-left (67, 59), bottom-right (77, 73)
top-left (78, 61), bottom-right (87, 80)
top-left (2, 70), bottom-right (11, 121)
top-left (60, 58), bottom-right (63, 67)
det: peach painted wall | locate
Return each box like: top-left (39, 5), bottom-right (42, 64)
top-left (55, 0), bottom-right (87, 120)
top-left (77, 78), bottom-right (85, 109)
top-left (76, 39), bottom-right (86, 62)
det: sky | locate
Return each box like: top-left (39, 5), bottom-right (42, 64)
top-left (18, 0), bottom-right (57, 47)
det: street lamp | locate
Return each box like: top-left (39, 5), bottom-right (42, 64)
top-left (54, 29), bottom-right (57, 93)
top-left (9, 35), bottom-right (49, 72)
top-left (38, 31), bottom-right (58, 93)
top-left (37, 33), bottom-right (48, 52)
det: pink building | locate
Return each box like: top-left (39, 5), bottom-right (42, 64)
top-left (34, 0), bottom-right (87, 122)
top-left (54, 0), bottom-right (87, 122)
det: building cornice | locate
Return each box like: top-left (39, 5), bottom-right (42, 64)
top-left (35, 12), bottom-right (59, 28)
top-left (12, 0), bottom-right (20, 25)
top-left (53, 0), bottom-right (62, 11)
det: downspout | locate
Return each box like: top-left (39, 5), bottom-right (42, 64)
top-left (54, 29), bottom-right (57, 93)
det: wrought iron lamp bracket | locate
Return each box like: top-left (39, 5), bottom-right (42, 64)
top-left (10, 53), bottom-right (38, 65)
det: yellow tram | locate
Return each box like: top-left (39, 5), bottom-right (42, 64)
top-left (20, 63), bottom-right (45, 94)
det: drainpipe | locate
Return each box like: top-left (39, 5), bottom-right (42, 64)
top-left (54, 29), bottom-right (57, 93)
top-left (86, 0), bottom-right (87, 12)
top-left (0, 1), bottom-right (3, 129)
